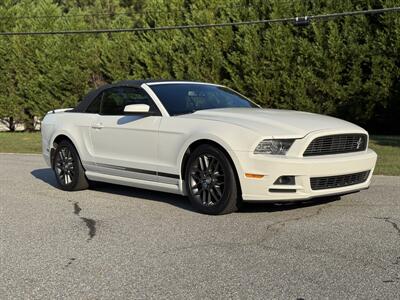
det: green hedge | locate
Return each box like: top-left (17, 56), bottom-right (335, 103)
top-left (0, 0), bottom-right (399, 133)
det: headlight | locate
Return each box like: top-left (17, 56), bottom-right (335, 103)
top-left (254, 139), bottom-right (295, 155)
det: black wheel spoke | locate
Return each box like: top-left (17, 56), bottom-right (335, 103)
top-left (193, 187), bottom-right (204, 196)
top-left (62, 148), bottom-right (68, 160)
top-left (213, 161), bottom-right (219, 173)
top-left (201, 190), bottom-right (207, 204)
top-left (214, 185), bottom-right (223, 197)
top-left (207, 157), bottom-right (215, 172)
top-left (191, 172), bottom-right (201, 181)
top-left (210, 188), bottom-right (219, 202)
top-left (55, 146), bottom-right (76, 186)
top-left (214, 178), bottom-right (225, 185)
top-left (198, 156), bottom-right (205, 171)
top-left (188, 152), bottom-right (225, 207)
top-left (207, 191), bottom-right (212, 205)
top-left (58, 151), bottom-right (63, 161)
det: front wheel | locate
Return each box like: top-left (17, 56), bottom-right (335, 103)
top-left (53, 140), bottom-right (89, 191)
top-left (185, 144), bottom-right (240, 215)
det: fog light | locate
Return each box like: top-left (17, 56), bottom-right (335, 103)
top-left (274, 176), bottom-right (295, 185)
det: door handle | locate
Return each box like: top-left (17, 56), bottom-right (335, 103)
top-left (91, 123), bottom-right (104, 129)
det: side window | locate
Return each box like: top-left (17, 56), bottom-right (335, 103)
top-left (86, 93), bottom-right (102, 114)
top-left (101, 88), bottom-right (126, 115)
top-left (122, 87), bottom-right (159, 113)
top-left (96, 87), bottom-right (160, 116)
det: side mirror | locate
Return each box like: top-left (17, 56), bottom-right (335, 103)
top-left (124, 104), bottom-right (150, 114)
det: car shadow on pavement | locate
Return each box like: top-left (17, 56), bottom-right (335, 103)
top-left (31, 168), bottom-right (193, 212)
top-left (239, 196), bottom-right (341, 213)
top-left (31, 168), bottom-right (59, 188)
top-left (91, 181), bottom-right (194, 212)
top-left (31, 168), bottom-right (342, 214)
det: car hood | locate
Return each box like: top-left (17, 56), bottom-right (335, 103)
top-left (179, 108), bottom-right (365, 138)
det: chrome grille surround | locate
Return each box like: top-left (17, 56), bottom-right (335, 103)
top-left (303, 134), bottom-right (367, 156)
top-left (310, 171), bottom-right (370, 190)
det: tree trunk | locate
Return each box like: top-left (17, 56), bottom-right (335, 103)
top-left (24, 119), bottom-right (35, 132)
top-left (9, 117), bottom-right (15, 132)
top-left (23, 109), bottom-right (35, 132)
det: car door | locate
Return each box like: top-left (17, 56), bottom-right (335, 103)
top-left (90, 86), bottom-right (162, 182)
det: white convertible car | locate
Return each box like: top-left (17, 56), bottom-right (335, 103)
top-left (41, 80), bottom-right (377, 214)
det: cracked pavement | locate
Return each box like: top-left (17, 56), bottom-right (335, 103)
top-left (0, 154), bottom-right (399, 299)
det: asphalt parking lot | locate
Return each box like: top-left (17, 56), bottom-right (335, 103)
top-left (0, 153), bottom-right (399, 299)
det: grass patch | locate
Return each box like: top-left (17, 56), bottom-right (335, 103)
top-left (0, 131), bottom-right (41, 154)
top-left (369, 135), bottom-right (400, 176)
top-left (0, 132), bottom-right (399, 176)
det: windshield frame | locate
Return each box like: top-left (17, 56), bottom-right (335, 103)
top-left (146, 82), bottom-right (260, 117)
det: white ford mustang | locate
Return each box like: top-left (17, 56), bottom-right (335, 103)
top-left (41, 80), bottom-right (377, 214)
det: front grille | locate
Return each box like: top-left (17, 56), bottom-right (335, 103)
top-left (304, 134), bottom-right (367, 156)
top-left (310, 171), bottom-right (370, 190)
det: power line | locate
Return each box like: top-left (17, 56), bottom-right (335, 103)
top-left (0, 7), bottom-right (399, 37)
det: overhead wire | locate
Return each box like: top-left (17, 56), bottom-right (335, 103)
top-left (0, 7), bottom-right (398, 36)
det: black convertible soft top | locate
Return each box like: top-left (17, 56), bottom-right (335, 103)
top-left (72, 79), bottom-right (180, 113)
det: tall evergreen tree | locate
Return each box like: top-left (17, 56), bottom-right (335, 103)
top-left (0, 0), bottom-right (399, 133)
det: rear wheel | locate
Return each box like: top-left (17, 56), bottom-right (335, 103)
top-left (53, 140), bottom-right (89, 191)
top-left (185, 144), bottom-right (240, 215)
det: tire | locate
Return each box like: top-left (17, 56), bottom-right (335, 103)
top-left (53, 140), bottom-right (89, 191)
top-left (185, 144), bottom-right (240, 215)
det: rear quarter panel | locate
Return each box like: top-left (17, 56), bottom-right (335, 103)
top-left (41, 112), bottom-right (98, 166)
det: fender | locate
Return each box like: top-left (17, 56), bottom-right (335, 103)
top-left (49, 130), bottom-right (83, 166)
top-left (177, 133), bottom-right (246, 179)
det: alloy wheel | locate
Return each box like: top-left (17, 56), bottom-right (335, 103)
top-left (189, 154), bottom-right (225, 206)
top-left (55, 147), bottom-right (75, 186)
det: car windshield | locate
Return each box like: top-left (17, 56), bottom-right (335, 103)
top-left (149, 83), bottom-right (258, 116)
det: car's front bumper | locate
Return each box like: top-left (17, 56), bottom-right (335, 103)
top-left (233, 149), bottom-right (377, 201)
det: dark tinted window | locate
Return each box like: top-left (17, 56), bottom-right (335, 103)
top-left (100, 87), bottom-right (157, 115)
top-left (101, 88), bottom-right (125, 115)
top-left (85, 94), bottom-right (102, 114)
top-left (150, 84), bottom-right (257, 116)
top-left (124, 88), bottom-right (154, 108)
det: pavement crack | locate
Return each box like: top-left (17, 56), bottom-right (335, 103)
top-left (373, 217), bottom-right (400, 283)
top-left (263, 204), bottom-right (329, 235)
top-left (382, 275), bottom-right (400, 284)
top-left (373, 217), bottom-right (400, 238)
top-left (167, 204), bottom-right (331, 254)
